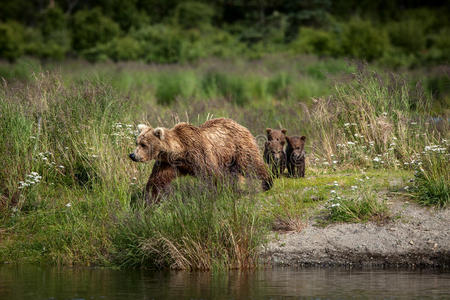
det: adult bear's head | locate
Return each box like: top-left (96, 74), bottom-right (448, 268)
top-left (129, 124), bottom-right (167, 162)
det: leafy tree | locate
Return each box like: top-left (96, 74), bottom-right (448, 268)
top-left (71, 8), bottom-right (120, 51)
top-left (174, 1), bottom-right (215, 29)
top-left (0, 22), bottom-right (24, 61)
top-left (37, 5), bottom-right (70, 59)
top-left (132, 24), bottom-right (186, 63)
top-left (341, 19), bottom-right (389, 61)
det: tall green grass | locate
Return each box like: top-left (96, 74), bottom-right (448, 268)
top-left (112, 180), bottom-right (268, 270)
top-left (412, 144), bottom-right (449, 208)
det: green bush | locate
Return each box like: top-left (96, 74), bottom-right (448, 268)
top-left (39, 6), bottom-right (67, 37)
top-left (195, 26), bottom-right (244, 58)
top-left (202, 71), bottom-right (251, 106)
top-left (132, 25), bottom-right (187, 63)
top-left (35, 6), bottom-right (71, 59)
top-left (72, 8), bottom-right (120, 51)
top-left (0, 22), bottom-right (25, 61)
top-left (291, 27), bottom-right (339, 56)
top-left (105, 36), bottom-right (143, 62)
top-left (379, 47), bottom-right (417, 69)
top-left (268, 72), bottom-right (291, 98)
top-left (174, 1), bottom-right (215, 29)
top-left (341, 19), bottom-right (389, 61)
top-left (387, 19), bottom-right (426, 55)
top-left (429, 28), bottom-right (450, 62)
top-left (155, 72), bottom-right (197, 105)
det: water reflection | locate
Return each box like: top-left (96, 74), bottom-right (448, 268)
top-left (0, 265), bottom-right (449, 299)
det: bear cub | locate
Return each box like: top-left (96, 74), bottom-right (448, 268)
top-left (264, 128), bottom-right (287, 177)
top-left (286, 135), bottom-right (306, 178)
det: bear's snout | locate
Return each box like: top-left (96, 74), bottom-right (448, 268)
top-left (129, 153), bottom-right (138, 162)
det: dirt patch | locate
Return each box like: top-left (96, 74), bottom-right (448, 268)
top-left (262, 199), bottom-right (450, 268)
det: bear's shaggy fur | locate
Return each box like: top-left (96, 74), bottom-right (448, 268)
top-left (264, 140), bottom-right (286, 178)
top-left (130, 118), bottom-right (272, 203)
top-left (286, 135), bottom-right (306, 178)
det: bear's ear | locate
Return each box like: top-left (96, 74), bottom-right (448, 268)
top-left (137, 124), bottom-right (150, 133)
top-left (301, 136), bottom-right (306, 141)
top-left (281, 128), bottom-right (287, 135)
top-left (153, 127), bottom-right (165, 140)
top-left (266, 128), bottom-right (272, 134)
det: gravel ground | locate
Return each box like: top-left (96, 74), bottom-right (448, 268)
top-left (262, 199), bottom-right (450, 268)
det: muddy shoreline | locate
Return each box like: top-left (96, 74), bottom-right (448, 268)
top-left (262, 200), bottom-right (450, 269)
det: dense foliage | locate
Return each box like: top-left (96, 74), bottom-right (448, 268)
top-left (0, 0), bottom-right (449, 67)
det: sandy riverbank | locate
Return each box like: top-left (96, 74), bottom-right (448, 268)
top-left (263, 199), bottom-right (450, 268)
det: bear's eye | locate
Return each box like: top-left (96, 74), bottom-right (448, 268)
top-left (140, 143), bottom-right (147, 148)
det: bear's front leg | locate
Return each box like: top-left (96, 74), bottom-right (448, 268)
top-left (299, 159), bottom-right (305, 178)
top-left (145, 161), bottom-right (178, 204)
top-left (287, 161), bottom-right (294, 177)
top-left (280, 152), bottom-right (287, 176)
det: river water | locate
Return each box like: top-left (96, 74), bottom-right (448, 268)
top-left (0, 265), bottom-right (449, 299)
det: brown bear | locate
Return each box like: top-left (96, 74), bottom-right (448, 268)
top-left (264, 140), bottom-right (286, 178)
top-left (286, 136), bottom-right (306, 178)
top-left (129, 118), bottom-right (273, 203)
top-left (264, 128), bottom-right (287, 177)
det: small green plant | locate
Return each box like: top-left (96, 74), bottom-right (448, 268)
top-left (326, 183), bottom-right (389, 223)
top-left (412, 144), bottom-right (449, 208)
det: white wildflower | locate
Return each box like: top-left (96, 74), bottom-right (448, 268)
top-left (65, 203), bottom-right (72, 207)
